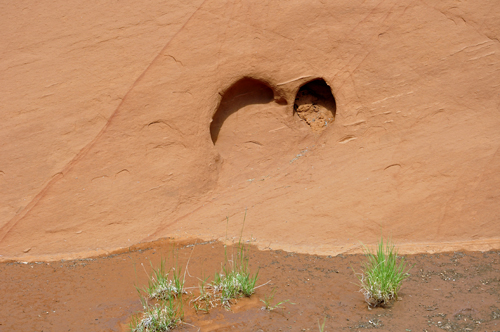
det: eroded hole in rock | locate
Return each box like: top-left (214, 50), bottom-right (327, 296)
top-left (210, 78), bottom-right (274, 144)
top-left (210, 77), bottom-right (309, 185)
top-left (294, 79), bottom-right (336, 132)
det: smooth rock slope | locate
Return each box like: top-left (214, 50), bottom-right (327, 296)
top-left (1, 0), bottom-right (499, 261)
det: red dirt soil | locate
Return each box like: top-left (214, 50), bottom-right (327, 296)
top-left (2, 239), bottom-right (500, 332)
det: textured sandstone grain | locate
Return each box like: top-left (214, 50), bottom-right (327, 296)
top-left (0, 0), bottom-right (499, 261)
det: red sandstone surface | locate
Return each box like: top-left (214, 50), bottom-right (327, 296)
top-left (1, 0), bottom-right (500, 262)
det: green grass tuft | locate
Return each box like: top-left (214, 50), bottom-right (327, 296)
top-left (192, 276), bottom-right (212, 313)
top-left (130, 254), bottom-right (186, 331)
top-left (260, 287), bottom-right (291, 311)
top-left (129, 296), bottom-right (183, 332)
top-left (357, 237), bottom-right (413, 307)
top-left (143, 259), bottom-right (185, 301)
top-left (318, 317), bottom-right (327, 332)
top-left (211, 239), bottom-right (259, 307)
top-left (131, 212), bottom-right (260, 329)
top-left (191, 213), bottom-right (259, 310)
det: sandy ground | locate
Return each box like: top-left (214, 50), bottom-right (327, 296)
top-left (2, 239), bottom-right (500, 331)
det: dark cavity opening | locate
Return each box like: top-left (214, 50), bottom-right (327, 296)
top-left (294, 79), bottom-right (336, 132)
top-left (211, 78), bottom-right (274, 144)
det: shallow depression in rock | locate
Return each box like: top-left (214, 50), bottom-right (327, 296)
top-left (209, 77), bottom-right (312, 183)
top-left (294, 79), bottom-right (336, 132)
top-left (210, 78), bottom-right (275, 145)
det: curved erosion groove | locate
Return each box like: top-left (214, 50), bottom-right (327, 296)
top-left (0, 1), bottom-right (208, 243)
top-left (210, 77), bottom-right (276, 144)
top-left (147, 77), bottom-right (281, 243)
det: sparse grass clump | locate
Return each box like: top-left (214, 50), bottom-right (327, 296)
top-left (191, 241), bottom-right (259, 311)
top-left (130, 256), bottom-right (186, 332)
top-left (191, 276), bottom-right (213, 313)
top-left (318, 317), bottom-right (327, 332)
top-left (191, 214), bottom-right (259, 310)
top-left (130, 297), bottom-right (183, 332)
top-left (357, 237), bottom-right (412, 307)
top-left (131, 214), bottom-right (261, 330)
top-left (260, 287), bottom-right (291, 311)
top-left (212, 242), bottom-right (259, 307)
top-left (143, 260), bottom-right (185, 301)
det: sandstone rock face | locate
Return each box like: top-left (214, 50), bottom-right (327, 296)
top-left (1, 0), bottom-right (499, 261)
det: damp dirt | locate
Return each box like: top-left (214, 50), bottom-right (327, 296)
top-left (1, 239), bottom-right (500, 332)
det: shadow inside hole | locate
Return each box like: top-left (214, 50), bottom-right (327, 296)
top-left (210, 78), bottom-right (274, 144)
top-left (294, 79), bottom-right (336, 131)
